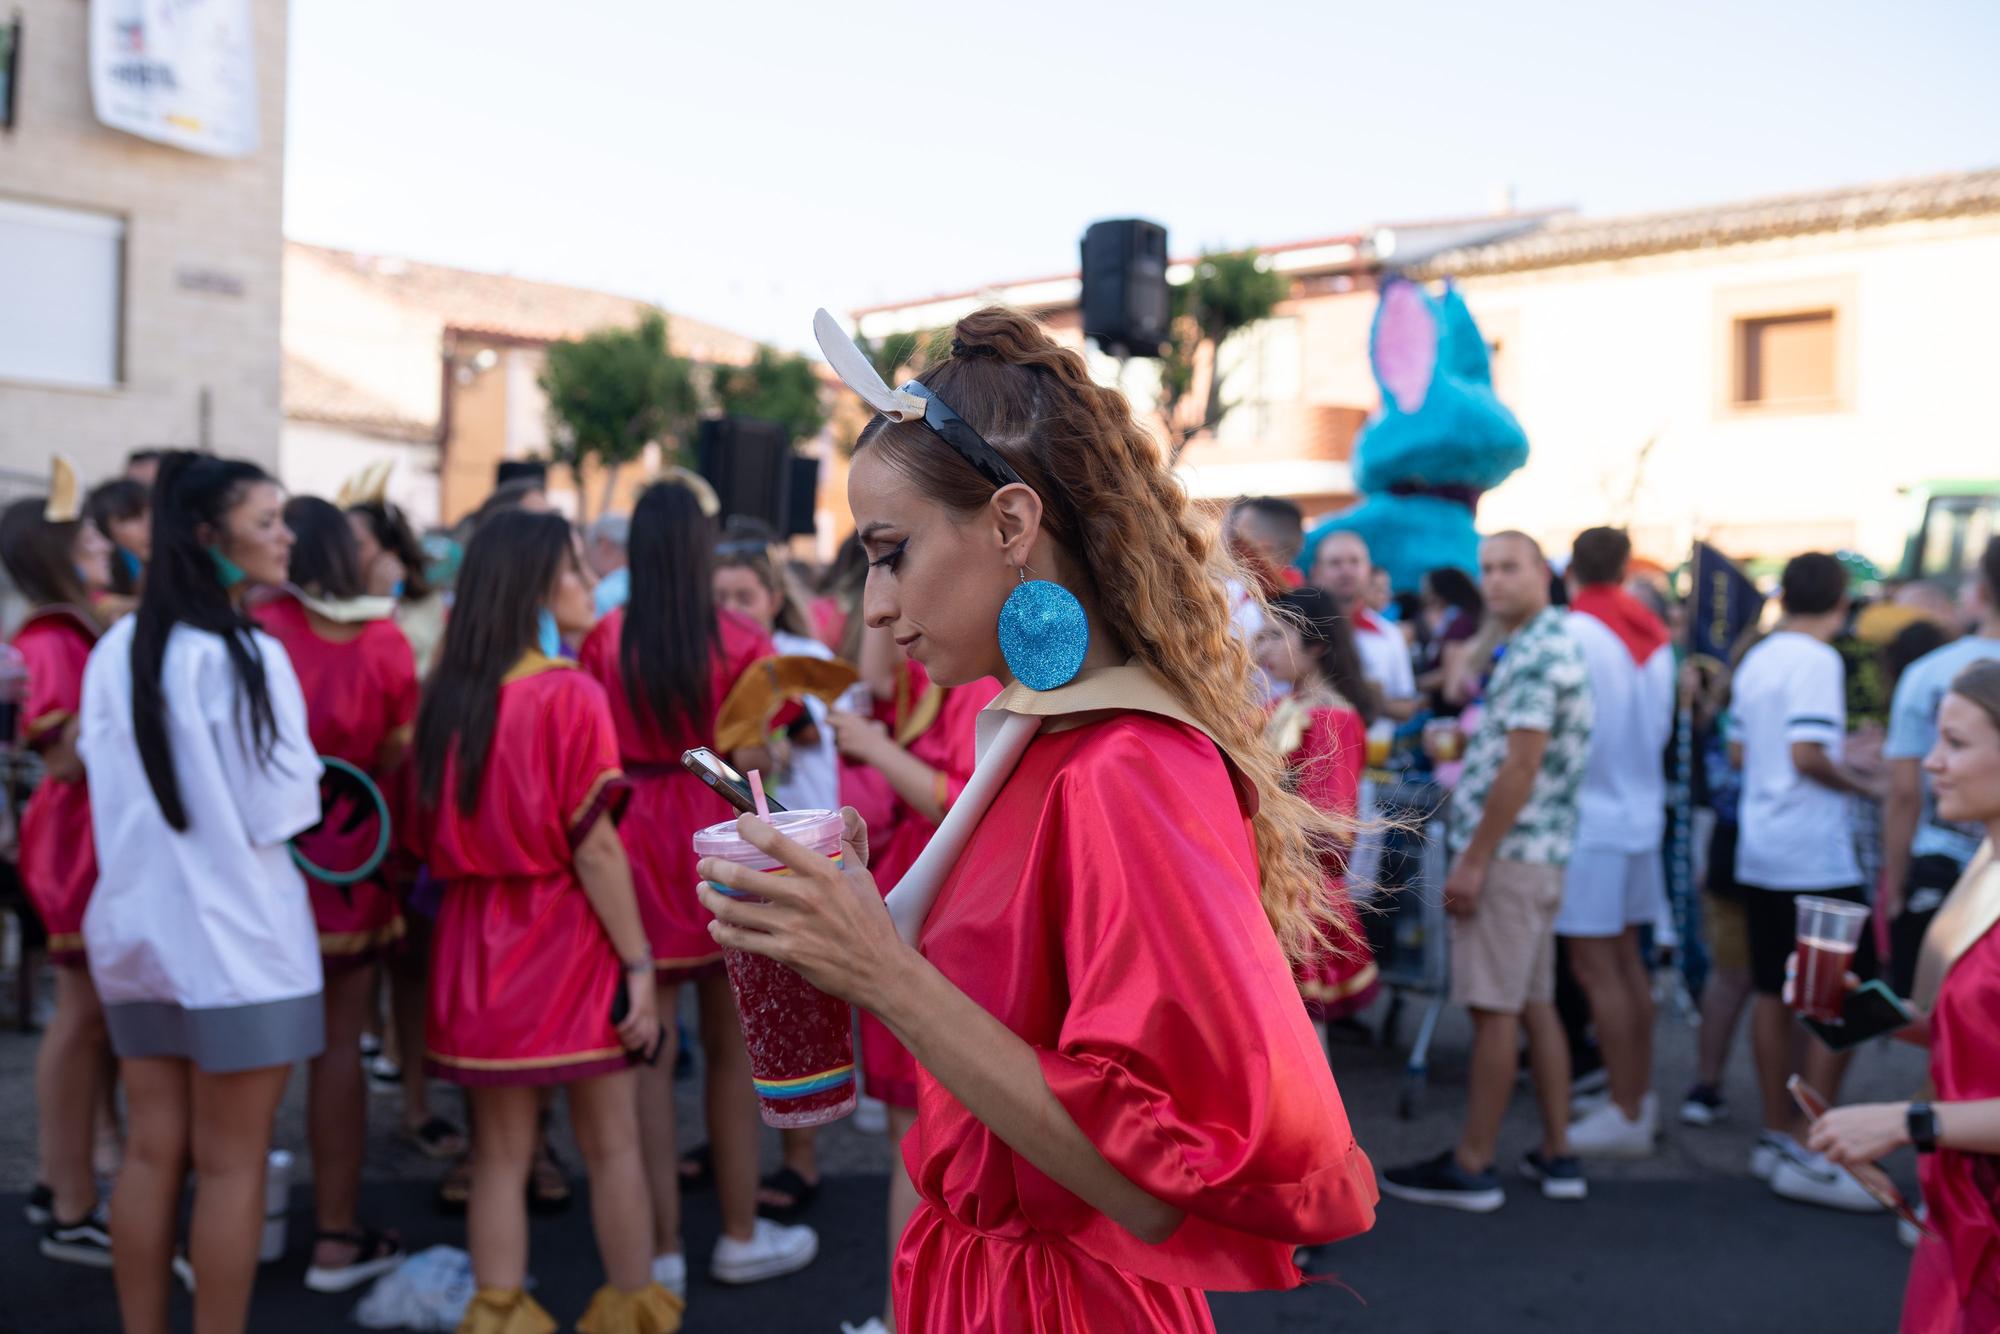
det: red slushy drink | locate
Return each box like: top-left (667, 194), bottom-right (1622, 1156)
top-left (695, 810), bottom-right (857, 1128)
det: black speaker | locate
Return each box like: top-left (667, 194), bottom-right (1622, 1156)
top-left (1080, 218), bottom-right (1170, 356)
top-left (696, 416), bottom-right (794, 532)
top-left (785, 455), bottom-right (818, 538)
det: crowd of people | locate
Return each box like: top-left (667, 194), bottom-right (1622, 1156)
top-left (2, 306), bottom-right (1995, 1333)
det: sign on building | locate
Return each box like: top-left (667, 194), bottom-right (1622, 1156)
top-left (89, 0), bottom-right (259, 158)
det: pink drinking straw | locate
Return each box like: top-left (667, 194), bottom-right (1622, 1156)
top-left (749, 769), bottom-right (771, 821)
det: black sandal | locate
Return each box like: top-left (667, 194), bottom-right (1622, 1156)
top-left (304, 1225), bottom-right (406, 1293)
top-left (756, 1166), bottom-right (821, 1222)
top-left (435, 1154), bottom-right (471, 1215)
top-left (528, 1144), bottom-right (572, 1215)
top-left (678, 1142), bottom-right (713, 1192)
top-left (401, 1115), bottom-right (467, 1160)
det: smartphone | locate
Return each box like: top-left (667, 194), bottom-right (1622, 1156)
top-left (681, 747), bottom-right (786, 817)
top-left (610, 979), bottom-right (665, 1066)
top-left (1802, 979), bottom-right (1914, 1052)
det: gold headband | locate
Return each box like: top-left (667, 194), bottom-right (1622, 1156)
top-left (660, 466), bottom-right (720, 518)
top-left (45, 457), bottom-right (81, 524)
top-left (335, 459), bottom-right (393, 509)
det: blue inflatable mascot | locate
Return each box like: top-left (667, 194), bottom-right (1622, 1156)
top-left (1298, 277), bottom-right (1529, 593)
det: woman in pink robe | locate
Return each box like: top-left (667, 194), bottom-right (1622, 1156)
top-left (697, 307), bottom-right (1374, 1331)
top-left (1810, 662), bottom-right (2000, 1332)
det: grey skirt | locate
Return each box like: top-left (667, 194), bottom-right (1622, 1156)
top-left (104, 992), bottom-right (325, 1072)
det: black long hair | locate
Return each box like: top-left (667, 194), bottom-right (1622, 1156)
top-left (347, 500), bottom-right (434, 601)
top-left (415, 509), bottom-right (574, 814)
top-left (285, 496), bottom-right (366, 600)
top-left (85, 478), bottom-right (149, 596)
top-left (0, 499), bottom-right (91, 611)
top-left (132, 453), bottom-right (282, 831)
top-left (1272, 586), bottom-right (1379, 725)
top-left (621, 480), bottom-right (720, 737)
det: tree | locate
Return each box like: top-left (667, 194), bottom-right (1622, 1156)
top-left (709, 345), bottom-right (829, 444)
top-left (853, 326), bottom-right (948, 385)
top-left (540, 310), bottom-right (696, 521)
top-left (1154, 250), bottom-right (1288, 464)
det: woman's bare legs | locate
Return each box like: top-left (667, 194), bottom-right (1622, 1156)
top-left (568, 1069), bottom-right (654, 1290)
top-left (465, 1084), bottom-right (540, 1291)
top-left (635, 979), bottom-right (685, 1258)
top-left (307, 963), bottom-right (375, 1268)
top-left (188, 1063), bottom-right (292, 1334)
top-left (36, 966), bottom-right (108, 1222)
top-left (881, 1105), bottom-right (920, 1330)
top-left (697, 971), bottom-right (762, 1243)
top-left (112, 1057), bottom-right (190, 1334)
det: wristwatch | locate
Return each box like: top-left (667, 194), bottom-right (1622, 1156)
top-left (1907, 1101), bottom-right (1940, 1153)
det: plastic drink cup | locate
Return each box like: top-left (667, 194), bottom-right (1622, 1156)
top-left (1422, 718), bottom-right (1463, 763)
top-left (1793, 896), bottom-right (1869, 1022)
top-left (694, 809), bottom-right (857, 1128)
top-left (1365, 724), bottom-right (1393, 769)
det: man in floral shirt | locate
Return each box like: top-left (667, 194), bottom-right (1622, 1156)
top-left (1381, 531), bottom-right (1594, 1213)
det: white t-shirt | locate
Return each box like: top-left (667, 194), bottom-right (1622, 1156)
top-left (1731, 630), bottom-right (1859, 890)
top-left (79, 619), bottom-right (325, 1010)
top-left (1565, 612), bottom-right (1675, 852)
top-left (771, 629), bottom-right (841, 814)
top-left (1352, 610), bottom-right (1415, 707)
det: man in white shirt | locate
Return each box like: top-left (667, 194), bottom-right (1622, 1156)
top-left (1310, 531), bottom-right (1417, 721)
top-left (1731, 552), bottom-right (1882, 1211)
top-left (1558, 529), bottom-right (1676, 1157)
top-left (1310, 531), bottom-right (1417, 891)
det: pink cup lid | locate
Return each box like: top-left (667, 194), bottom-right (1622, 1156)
top-left (693, 808), bottom-right (843, 864)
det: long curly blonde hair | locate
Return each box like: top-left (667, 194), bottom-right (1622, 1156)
top-left (857, 306), bottom-right (1353, 964)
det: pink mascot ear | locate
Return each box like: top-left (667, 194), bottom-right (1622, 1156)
top-left (1371, 279), bottom-right (1437, 414)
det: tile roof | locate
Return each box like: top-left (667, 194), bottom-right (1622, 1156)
top-left (281, 353), bottom-right (436, 442)
top-left (1416, 166), bottom-right (2000, 277)
top-left (285, 242), bottom-right (761, 365)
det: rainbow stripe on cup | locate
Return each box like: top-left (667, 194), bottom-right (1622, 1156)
top-left (704, 850), bottom-right (844, 901)
top-left (753, 1063), bottom-right (856, 1101)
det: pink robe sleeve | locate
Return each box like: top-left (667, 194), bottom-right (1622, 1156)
top-left (546, 674), bottom-right (629, 845)
top-left (1014, 719), bottom-right (1377, 1291)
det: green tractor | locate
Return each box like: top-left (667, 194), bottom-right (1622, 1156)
top-left (1899, 480), bottom-right (2000, 591)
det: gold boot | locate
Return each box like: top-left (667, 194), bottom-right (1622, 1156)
top-left (575, 1281), bottom-right (685, 1334)
top-left (456, 1286), bottom-right (558, 1334)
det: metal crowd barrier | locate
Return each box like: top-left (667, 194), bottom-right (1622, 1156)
top-left (1358, 773), bottom-right (1452, 1119)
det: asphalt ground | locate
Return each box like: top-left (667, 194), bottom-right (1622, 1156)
top-left (0, 974), bottom-right (1925, 1332)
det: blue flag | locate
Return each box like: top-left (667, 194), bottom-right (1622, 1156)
top-left (1688, 542), bottom-right (1764, 666)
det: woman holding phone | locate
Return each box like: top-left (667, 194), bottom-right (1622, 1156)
top-left (697, 308), bottom-right (1376, 1331)
top-left (1810, 660), bottom-right (2000, 1332)
top-left (577, 478), bottom-right (819, 1302)
top-left (413, 509), bottom-right (674, 1332)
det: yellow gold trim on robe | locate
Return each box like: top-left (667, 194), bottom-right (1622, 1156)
top-left (23, 709), bottom-right (73, 741)
top-left (895, 681), bottom-right (944, 748)
top-left (427, 1045), bottom-right (625, 1072)
top-left (502, 651), bottom-right (577, 685)
top-left (1298, 961), bottom-right (1379, 1003)
top-left (47, 931), bottom-right (84, 954)
top-left (319, 918), bottom-right (407, 957)
top-left (569, 769), bottom-right (626, 831)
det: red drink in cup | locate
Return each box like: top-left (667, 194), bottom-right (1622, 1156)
top-left (694, 810), bottom-right (857, 1128)
top-left (1792, 895), bottom-right (1869, 1023)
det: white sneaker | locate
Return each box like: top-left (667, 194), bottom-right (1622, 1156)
top-left (1570, 1089), bottom-right (1610, 1119)
top-left (1566, 1097), bottom-right (1657, 1158)
top-left (1750, 1130), bottom-right (1800, 1180)
top-left (841, 1321), bottom-right (889, 1334)
top-left (854, 1096), bottom-right (888, 1136)
top-left (1769, 1153), bottom-right (1884, 1213)
top-left (651, 1251), bottom-right (686, 1299)
top-left (710, 1218), bottom-right (818, 1285)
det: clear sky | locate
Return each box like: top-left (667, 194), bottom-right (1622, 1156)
top-left (284, 0), bottom-right (2000, 350)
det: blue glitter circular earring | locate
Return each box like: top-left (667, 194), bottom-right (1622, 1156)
top-left (998, 566), bottom-right (1089, 691)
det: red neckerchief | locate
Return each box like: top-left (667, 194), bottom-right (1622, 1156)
top-left (1570, 584), bottom-right (1669, 664)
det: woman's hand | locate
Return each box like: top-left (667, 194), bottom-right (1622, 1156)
top-left (614, 973), bottom-right (659, 1056)
top-left (831, 711), bottom-right (891, 764)
top-left (1807, 1102), bottom-right (1909, 1168)
top-left (695, 807), bottom-right (906, 1011)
